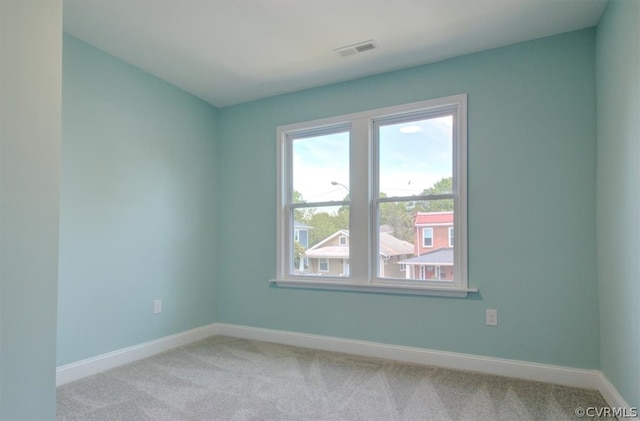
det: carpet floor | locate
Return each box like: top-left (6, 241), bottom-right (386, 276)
top-left (57, 335), bottom-right (608, 420)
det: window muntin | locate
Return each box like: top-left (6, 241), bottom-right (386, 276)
top-left (277, 94), bottom-right (468, 296)
top-left (423, 228), bottom-right (434, 247)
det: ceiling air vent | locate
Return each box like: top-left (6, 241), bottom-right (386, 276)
top-left (335, 40), bottom-right (377, 57)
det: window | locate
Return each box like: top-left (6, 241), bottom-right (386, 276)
top-left (422, 228), bottom-right (433, 247)
top-left (276, 94), bottom-right (471, 297)
top-left (294, 229), bottom-right (300, 243)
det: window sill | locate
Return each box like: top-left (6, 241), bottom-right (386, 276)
top-left (270, 279), bottom-right (478, 298)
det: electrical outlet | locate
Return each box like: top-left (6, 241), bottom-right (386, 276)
top-left (486, 309), bottom-right (498, 326)
top-left (154, 299), bottom-right (162, 314)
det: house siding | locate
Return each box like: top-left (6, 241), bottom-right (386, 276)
top-left (415, 225), bottom-right (453, 255)
top-left (382, 255), bottom-right (412, 279)
top-left (308, 258), bottom-right (349, 277)
top-left (306, 234), bottom-right (349, 276)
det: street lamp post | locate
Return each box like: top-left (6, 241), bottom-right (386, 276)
top-left (331, 181), bottom-right (349, 192)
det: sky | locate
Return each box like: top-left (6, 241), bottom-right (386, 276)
top-left (292, 115), bottom-right (452, 204)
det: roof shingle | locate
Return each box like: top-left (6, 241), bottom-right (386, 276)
top-left (414, 211), bottom-right (453, 225)
top-left (400, 248), bottom-right (453, 265)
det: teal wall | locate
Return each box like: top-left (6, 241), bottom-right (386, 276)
top-left (57, 35), bottom-right (218, 365)
top-left (0, 1), bottom-right (62, 419)
top-left (216, 29), bottom-right (600, 369)
top-left (7, 4), bottom-right (633, 418)
top-left (596, 0), bottom-right (640, 407)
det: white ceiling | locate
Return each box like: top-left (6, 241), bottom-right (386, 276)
top-left (63, 0), bottom-right (607, 108)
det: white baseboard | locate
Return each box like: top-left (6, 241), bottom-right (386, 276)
top-left (215, 323), bottom-right (601, 390)
top-left (56, 323), bottom-right (219, 386)
top-left (56, 321), bottom-right (635, 415)
top-left (597, 373), bottom-right (638, 418)
top-left (217, 323), bottom-right (638, 414)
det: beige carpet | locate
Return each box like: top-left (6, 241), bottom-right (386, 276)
top-left (57, 335), bottom-right (608, 420)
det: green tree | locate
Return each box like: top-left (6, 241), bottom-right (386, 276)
top-left (293, 190), bottom-right (305, 223)
top-left (292, 190), bottom-right (350, 248)
top-left (425, 176), bottom-right (452, 195)
top-left (299, 179), bottom-right (452, 247)
top-left (293, 241), bottom-right (307, 270)
top-left (292, 190), bottom-right (314, 223)
top-left (336, 202), bottom-right (349, 231)
top-left (307, 210), bottom-right (348, 247)
top-left (414, 176), bottom-right (454, 212)
top-left (378, 194), bottom-right (413, 242)
top-left (377, 178), bottom-right (454, 242)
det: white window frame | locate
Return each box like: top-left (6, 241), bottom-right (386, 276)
top-left (449, 227), bottom-right (454, 248)
top-left (318, 258), bottom-right (329, 273)
top-left (274, 94), bottom-right (474, 297)
top-left (338, 235), bottom-right (348, 246)
top-left (422, 228), bottom-right (434, 248)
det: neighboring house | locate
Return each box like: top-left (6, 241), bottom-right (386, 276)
top-left (400, 248), bottom-right (454, 281)
top-left (413, 211), bottom-right (454, 254)
top-left (304, 229), bottom-right (350, 276)
top-left (378, 232), bottom-right (415, 278)
top-left (293, 220), bottom-right (313, 273)
top-left (401, 211), bottom-right (454, 281)
top-left (304, 230), bottom-right (413, 277)
top-left (293, 220), bottom-right (312, 249)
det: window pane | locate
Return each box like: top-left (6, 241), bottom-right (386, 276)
top-left (378, 200), bottom-right (454, 282)
top-left (423, 228), bottom-right (433, 247)
top-left (291, 205), bottom-right (349, 276)
top-left (292, 131), bottom-right (349, 203)
top-left (378, 115), bottom-right (452, 197)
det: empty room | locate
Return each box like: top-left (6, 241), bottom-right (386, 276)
top-left (1, 0), bottom-right (638, 420)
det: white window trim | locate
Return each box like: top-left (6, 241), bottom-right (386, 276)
top-left (318, 258), bottom-right (329, 273)
top-left (274, 94), bottom-right (474, 297)
top-left (338, 235), bottom-right (348, 246)
top-left (422, 227), bottom-right (434, 248)
top-left (449, 227), bottom-right (454, 248)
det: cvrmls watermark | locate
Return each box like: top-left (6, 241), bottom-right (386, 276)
top-left (575, 406), bottom-right (638, 418)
